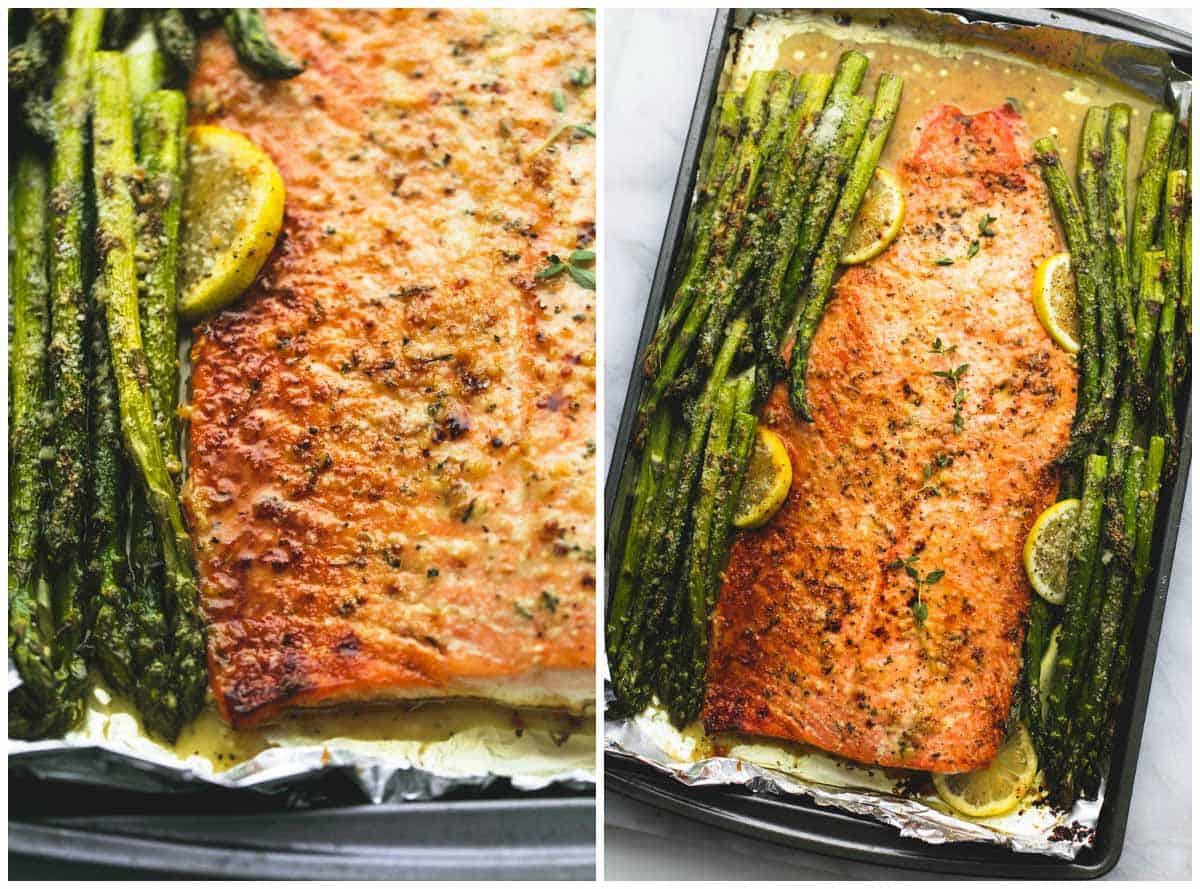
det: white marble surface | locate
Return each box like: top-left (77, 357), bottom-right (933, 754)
top-left (603, 8), bottom-right (1192, 880)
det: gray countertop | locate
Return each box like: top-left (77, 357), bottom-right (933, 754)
top-left (603, 8), bottom-right (1192, 880)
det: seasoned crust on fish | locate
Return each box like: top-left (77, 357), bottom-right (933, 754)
top-left (703, 105), bottom-right (1075, 773)
top-left (182, 9), bottom-right (596, 727)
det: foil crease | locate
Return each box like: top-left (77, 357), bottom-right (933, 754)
top-left (605, 6), bottom-right (1186, 862)
top-left (606, 702), bottom-right (1101, 860)
top-left (11, 666), bottom-right (594, 805)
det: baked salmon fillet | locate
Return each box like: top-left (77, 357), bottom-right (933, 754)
top-left (183, 10), bottom-right (596, 727)
top-left (702, 104), bottom-right (1076, 773)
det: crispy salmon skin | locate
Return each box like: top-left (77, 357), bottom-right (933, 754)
top-left (183, 10), bottom-right (596, 727)
top-left (703, 105), bottom-right (1076, 773)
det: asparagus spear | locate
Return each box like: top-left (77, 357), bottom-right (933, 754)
top-left (788, 96), bottom-right (873, 300)
top-left (1162, 168), bottom-right (1188, 383)
top-left (707, 373), bottom-right (757, 604)
top-left (1129, 110), bottom-right (1175, 295)
top-left (88, 306), bottom-right (136, 696)
top-left (678, 379), bottom-right (739, 720)
top-left (673, 90), bottom-right (743, 287)
top-left (9, 153), bottom-right (86, 737)
top-left (1043, 453), bottom-right (1107, 795)
top-left (136, 89), bottom-right (187, 464)
top-left (1033, 136), bottom-right (1104, 458)
top-left (1133, 251), bottom-right (1165, 381)
top-left (774, 54), bottom-right (870, 335)
top-left (92, 52), bottom-right (207, 738)
top-left (635, 73), bottom-right (775, 431)
top-left (1104, 105), bottom-right (1141, 393)
top-left (1023, 596), bottom-right (1051, 753)
top-left (617, 320), bottom-right (748, 708)
top-left (225, 9), bottom-right (306, 80)
top-left (612, 424), bottom-right (687, 711)
top-left (1156, 171), bottom-right (1185, 473)
top-left (694, 72), bottom-right (799, 369)
top-left (1075, 443), bottom-right (1144, 797)
top-left (44, 7), bottom-right (104, 631)
top-left (606, 411), bottom-right (671, 662)
top-left (1105, 436), bottom-right (1165, 741)
top-left (1078, 107), bottom-right (1119, 428)
top-left (789, 74), bottom-right (903, 420)
top-left (153, 8), bottom-right (197, 74)
top-left (750, 72), bottom-right (835, 392)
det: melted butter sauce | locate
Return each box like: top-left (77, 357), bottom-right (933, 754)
top-left (90, 683), bottom-right (591, 773)
top-left (734, 14), bottom-right (1161, 194)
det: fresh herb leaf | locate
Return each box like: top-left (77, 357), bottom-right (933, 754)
top-left (536, 255), bottom-right (567, 279)
top-left (912, 600), bottom-right (929, 625)
top-left (966, 239), bottom-right (981, 260)
top-left (541, 589), bottom-right (559, 612)
top-left (935, 256), bottom-right (954, 266)
top-left (569, 248), bottom-right (595, 264)
top-left (929, 336), bottom-right (956, 355)
top-left (979, 214), bottom-right (997, 237)
top-left (887, 558), bottom-right (905, 570)
top-left (573, 123), bottom-right (596, 137)
top-left (552, 89), bottom-right (567, 113)
top-left (953, 410), bottom-right (965, 433)
top-left (904, 563), bottom-right (920, 581)
top-left (925, 569), bottom-right (945, 585)
top-left (579, 8), bottom-right (596, 25)
top-left (567, 264), bottom-right (596, 290)
top-left (568, 67), bottom-right (593, 87)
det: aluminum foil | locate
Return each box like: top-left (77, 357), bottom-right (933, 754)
top-left (605, 7), bottom-right (1188, 861)
top-left (11, 673), bottom-right (595, 804)
top-left (606, 701), bottom-right (1100, 860)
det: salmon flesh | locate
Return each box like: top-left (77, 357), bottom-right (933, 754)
top-left (703, 105), bottom-right (1076, 773)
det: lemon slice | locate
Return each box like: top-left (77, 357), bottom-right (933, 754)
top-left (1023, 498), bottom-right (1078, 605)
top-left (1039, 625), bottom-right (1061, 719)
top-left (840, 168), bottom-right (905, 265)
top-left (1032, 252), bottom-right (1079, 353)
top-left (932, 723), bottom-right (1038, 818)
top-left (732, 427), bottom-right (792, 529)
top-left (178, 125), bottom-right (285, 320)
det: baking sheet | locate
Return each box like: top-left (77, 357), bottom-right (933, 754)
top-left (603, 7), bottom-right (1190, 863)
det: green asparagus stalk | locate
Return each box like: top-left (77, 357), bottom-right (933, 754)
top-left (1133, 251), bottom-right (1165, 381)
top-left (1104, 105), bottom-right (1141, 393)
top-left (693, 73), bottom-right (798, 369)
top-left (88, 306), bottom-right (136, 695)
top-left (674, 90), bottom-right (743, 285)
top-left (678, 379), bottom-right (739, 721)
top-left (1105, 436), bottom-right (1165, 745)
top-left (788, 96), bottom-right (873, 299)
top-left (1043, 453), bottom-right (1107, 794)
top-left (1130, 110), bottom-right (1175, 295)
top-left (92, 52), bottom-right (207, 738)
top-left (1075, 444), bottom-right (1144, 797)
top-left (9, 153), bottom-right (87, 737)
top-left (1161, 169), bottom-right (1187, 400)
top-left (612, 423), bottom-right (687, 711)
top-left (44, 8), bottom-right (105, 630)
top-left (606, 411), bottom-right (671, 661)
top-left (224, 8), bottom-right (306, 80)
top-left (136, 89), bottom-right (187, 464)
top-left (1078, 107), bottom-right (1118, 428)
top-left (635, 74), bottom-right (775, 430)
top-left (789, 74), bottom-right (903, 420)
top-left (153, 8), bottom-right (197, 74)
top-left (1033, 136), bottom-right (1104, 458)
top-left (1023, 597), bottom-right (1051, 753)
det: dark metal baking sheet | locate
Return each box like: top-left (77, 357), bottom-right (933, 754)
top-left (9, 783), bottom-right (596, 880)
top-left (604, 7), bottom-right (1191, 879)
